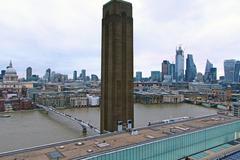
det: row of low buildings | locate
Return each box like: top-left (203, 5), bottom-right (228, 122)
top-left (134, 90), bottom-right (184, 104)
top-left (134, 81), bottom-right (238, 105)
top-left (29, 90), bottom-right (100, 108)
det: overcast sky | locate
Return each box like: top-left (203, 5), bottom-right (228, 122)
top-left (0, 0), bottom-right (239, 78)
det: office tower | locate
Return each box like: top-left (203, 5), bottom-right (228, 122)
top-left (86, 76), bottom-right (90, 81)
top-left (175, 46), bottom-right (184, 82)
top-left (73, 70), bottom-right (77, 81)
top-left (224, 59), bottom-right (236, 83)
top-left (151, 71), bottom-right (161, 82)
top-left (209, 68), bottom-right (217, 83)
top-left (185, 54), bottom-right (197, 82)
top-left (26, 67), bottom-right (32, 81)
top-left (234, 61), bottom-right (240, 83)
top-left (204, 60), bottom-right (213, 83)
top-left (136, 71), bottom-right (142, 82)
top-left (1, 70), bottom-right (6, 77)
top-left (170, 63), bottom-right (176, 81)
top-left (101, 0), bottom-right (134, 132)
top-left (0, 70), bottom-right (6, 81)
top-left (162, 60), bottom-right (170, 81)
top-left (91, 74), bottom-right (99, 81)
top-left (46, 68), bottom-right (51, 82)
top-left (80, 69), bottom-right (86, 81)
top-left (196, 72), bottom-right (204, 82)
top-left (31, 75), bottom-right (39, 81)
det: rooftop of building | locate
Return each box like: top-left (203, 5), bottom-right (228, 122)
top-left (0, 113), bottom-right (239, 160)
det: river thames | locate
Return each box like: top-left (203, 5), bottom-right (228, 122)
top-left (0, 103), bottom-right (217, 153)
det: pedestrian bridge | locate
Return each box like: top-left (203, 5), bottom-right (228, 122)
top-left (37, 104), bottom-right (100, 134)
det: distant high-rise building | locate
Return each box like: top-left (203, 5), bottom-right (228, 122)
top-left (185, 54), bottom-right (197, 82)
top-left (31, 75), bottom-right (39, 81)
top-left (175, 46), bottom-right (184, 82)
top-left (196, 72), bottom-right (204, 82)
top-left (204, 60), bottom-right (213, 83)
top-left (80, 69), bottom-right (86, 81)
top-left (101, 0), bottom-right (134, 132)
top-left (73, 70), bottom-right (77, 81)
top-left (136, 71), bottom-right (142, 82)
top-left (91, 74), bottom-right (99, 81)
top-left (170, 63), bottom-right (176, 81)
top-left (86, 76), bottom-right (90, 82)
top-left (162, 60), bottom-right (170, 81)
top-left (234, 61), bottom-right (240, 83)
top-left (26, 67), bottom-right (32, 81)
top-left (224, 59), bottom-right (236, 83)
top-left (52, 73), bottom-right (68, 83)
top-left (46, 68), bottom-right (51, 82)
top-left (209, 68), bottom-right (217, 83)
top-left (1, 70), bottom-right (6, 77)
top-left (0, 70), bottom-right (6, 81)
top-left (151, 71), bottom-right (161, 82)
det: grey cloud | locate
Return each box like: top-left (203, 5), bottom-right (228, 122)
top-left (0, 0), bottom-right (239, 78)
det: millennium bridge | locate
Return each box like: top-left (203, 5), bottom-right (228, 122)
top-left (37, 104), bottom-right (100, 134)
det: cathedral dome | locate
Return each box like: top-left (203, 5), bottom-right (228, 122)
top-left (6, 67), bottom-right (17, 75)
top-left (5, 61), bottom-right (17, 75)
top-left (3, 61), bottom-right (18, 83)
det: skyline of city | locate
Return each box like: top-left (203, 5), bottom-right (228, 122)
top-left (0, 56), bottom-right (239, 81)
top-left (0, 0), bottom-right (240, 77)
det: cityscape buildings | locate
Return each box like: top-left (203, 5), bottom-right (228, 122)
top-left (170, 63), bottom-right (176, 81)
top-left (0, 70), bottom-right (6, 81)
top-left (100, 0), bottom-right (134, 132)
top-left (204, 59), bottom-right (214, 83)
top-left (209, 67), bottom-right (217, 83)
top-left (162, 60), bottom-right (171, 81)
top-left (45, 68), bottom-right (51, 82)
top-left (80, 69), bottom-right (86, 81)
top-left (185, 54), bottom-right (197, 82)
top-left (234, 61), bottom-right (240, 83)
top-left (73, 70), bottom-right (77, 81)
top-left (91, 74), bottom-right (99, 81)
top-left (175, 46), bottom-right (184, 82)
top-left (26, 67), bottom-right (32, 81)
top-left (151, 71), bottom-right (161, 82)
top-left (224, 59), bottom-right (236, 83)
top-left (136, 71), bottom-right (142, 82)
top-left (195, 72), bottom-right (204, 82)
top-left (0, 61), bottom-right (25, 103)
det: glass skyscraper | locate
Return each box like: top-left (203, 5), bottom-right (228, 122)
top-left (151, 71), bottom-right (161, 82)
top-left (209, 67), bottom-right (217, 83)
top-left (175, 46), bottom-right (184, 82)
top-left (224, 59), bottom-right (236, 83)
top-left (136, 72), bottom-right (142, 82)
top-left (185, 54), bottom-right (197, 82)
top-left (234, 61), bottom-right (240, 83)
top-left (170, 63), bottom-right (175, 81)
top-left (204, 59), bottom-right (213, 83)
top-left (26, 67), bottom-right (32, 81)
top-left (73, 70), bottom-right (78, 80)
top-left (162, 60), bottom-right (171, 81)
